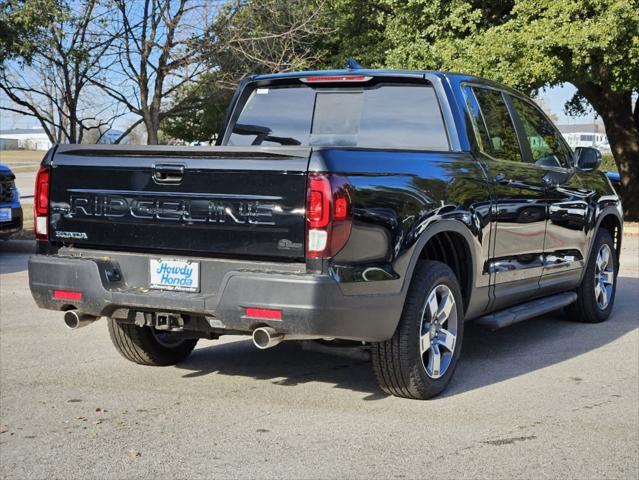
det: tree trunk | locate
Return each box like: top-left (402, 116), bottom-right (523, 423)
top-left (578, 86), bottom-right (639, 220)
top-left (600, 95), bottom-right (639, 221)
top-left (146, 126), bottom-right (159, 145)
top-left (144, 111), bottom-right (160, 145)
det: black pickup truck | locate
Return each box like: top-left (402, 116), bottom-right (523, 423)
top-left (28, 69), bottom-right (623, 399)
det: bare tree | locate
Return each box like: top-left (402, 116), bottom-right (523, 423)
top-left (161, 0), bottom-right (331, 143)
top-left (90, 0), bottom-right (207, 144)
top-left (202, 0), bottom-right (331, 90)
top-left (0, 1), bottom-right (123, 144)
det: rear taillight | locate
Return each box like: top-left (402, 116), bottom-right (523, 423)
top-left (34, 166), bottom-right (50, 240)
top-left (305, 173), bottom-right (353, 258)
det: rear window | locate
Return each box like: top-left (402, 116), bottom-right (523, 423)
top-left (226, 83), bottom-right (449, 150)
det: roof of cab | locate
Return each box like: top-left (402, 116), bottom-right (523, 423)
top-left (251, 68), bottom-right (524, 97)
top-left (252, 68), bottom-right (471, 81)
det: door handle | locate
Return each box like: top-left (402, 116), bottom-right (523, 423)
top-left (494, 174), bottom-right (545, 192)
top-left (494, 173), bottom-right (510, 185)
top-left (153, 164), bottom-right (184, 184)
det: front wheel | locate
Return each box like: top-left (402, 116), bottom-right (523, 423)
top-left (372, 260), bottom-right (464, 400)
top-left (567, 229), bottom-right (618, 323)
top-left (108, 319), bottom-right (198, 366)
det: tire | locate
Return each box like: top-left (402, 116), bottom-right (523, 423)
top-left (566, 229), bottom-right (618, 323)
top-left (372, 260), bottom-right (464, 400)
top-left (107, 318), bottom-right (198, 366)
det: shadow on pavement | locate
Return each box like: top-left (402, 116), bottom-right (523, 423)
top-left (446, 276), bottom-right (638, 397)
top-left (0, 239), bottom-right (35, 274)
top-left (180, 339), bottom-right (385, 399)
top-left (177, 275), bottom-right (638, 401)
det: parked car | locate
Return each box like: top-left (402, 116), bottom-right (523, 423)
top-left (605, 170), bottom-right (621, 193)
top-left (0, 164), bottom-right (22, 240)
top-left (28, 69), bottom-right (622, 399)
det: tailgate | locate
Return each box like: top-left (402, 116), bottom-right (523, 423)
top-left (48, 145), bottom-right (310, 259)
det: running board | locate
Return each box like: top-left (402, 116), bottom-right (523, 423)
top-left (476, 292), bottom-right (577, 330)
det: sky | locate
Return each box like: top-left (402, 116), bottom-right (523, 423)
top-left (537, 83), bottom-right (598, 124)
top-left (0, 82), bottom-right (599, 132)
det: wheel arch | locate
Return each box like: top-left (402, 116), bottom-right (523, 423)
top-left (401, 219), bottom-right (483, 316)
top-left (596, 211), bottom-right (623, 258)
top-left (577, 206), bottom-right (623, 286)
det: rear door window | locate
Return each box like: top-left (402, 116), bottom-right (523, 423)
top-left (463, 86), bottom-right (492, 152)
top-left (471, 87), bottom-right (523, 162)
top-left (227, 83), bottom-right (449, 150)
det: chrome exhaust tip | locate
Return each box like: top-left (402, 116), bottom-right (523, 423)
top-left (252, 327), bottom-right (323, 349)
top-left (64, 311), bottom-right (99, 330)
top-left (252, 327), bottom-right (284, 350)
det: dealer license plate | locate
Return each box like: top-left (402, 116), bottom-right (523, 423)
top-left (0, 208), bottom-right (11, 223)
top-left (149, 258), bottom-right (200, 292)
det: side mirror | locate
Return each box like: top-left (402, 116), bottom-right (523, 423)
top-left (574, 147), bottom-right (602, 171)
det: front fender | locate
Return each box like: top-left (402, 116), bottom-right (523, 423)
top-left (583, 204), bottom-right (623, 270)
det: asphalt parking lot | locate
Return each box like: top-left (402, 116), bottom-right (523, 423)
top-left (1, 237), bottom-right (638, 479)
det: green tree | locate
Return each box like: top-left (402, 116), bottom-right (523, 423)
top-left (161, 72), bottom-right (232, 143)
top-left (0, 0), bottom-right (61, 64)
top-left (382, 0), bottom-right (639, 219)
top-left (315, 0), bottom-right (388, 69)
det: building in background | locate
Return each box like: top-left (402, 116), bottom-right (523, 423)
top-left (0, 128), bottom-right (52, 150)
top-left (0, 127), bottom-right (130, 149)
top-left (557, 122), bottom-right (610, 153)
top-left (0, 138), bottom-right (19, 150)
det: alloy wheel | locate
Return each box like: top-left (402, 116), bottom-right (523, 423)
top-left (419, 284), bottom-right (458, 379)
top-left (594, 243), bottom-right (615, 310)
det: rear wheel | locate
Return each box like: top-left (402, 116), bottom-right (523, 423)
top-left (372, 260), bottom-right (464, 400)
top-left (108, 319), bottom-right (198, 366)
top-left (567, 229), bottom-right (618, 323)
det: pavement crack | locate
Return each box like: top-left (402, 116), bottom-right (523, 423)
top-left (482, 435), bottom-right (537, 446)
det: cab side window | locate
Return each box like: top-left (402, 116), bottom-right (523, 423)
top-left (472, 88), bottom-right (523, 162)
top-left (509, 95), bottom-right (572, 168)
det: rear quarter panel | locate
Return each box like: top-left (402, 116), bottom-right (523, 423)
top-left (310, 148), bottom-right (493, 318)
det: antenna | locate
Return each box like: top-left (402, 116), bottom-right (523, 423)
top-left (346, 58), bottom-right (363, 70)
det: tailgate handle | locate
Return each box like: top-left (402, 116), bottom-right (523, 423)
top-left (153, 164), bottom-right (184, 183)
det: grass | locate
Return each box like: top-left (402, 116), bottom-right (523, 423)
top-left (0, 149), bottom-right (45, 173)
top-left (601, 154), bottom-right (618, 173)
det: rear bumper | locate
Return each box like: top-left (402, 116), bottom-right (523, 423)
top-left (28, 252), bottom-right (403, 341)
top-left (0, 206), bottom-right (22, 238)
